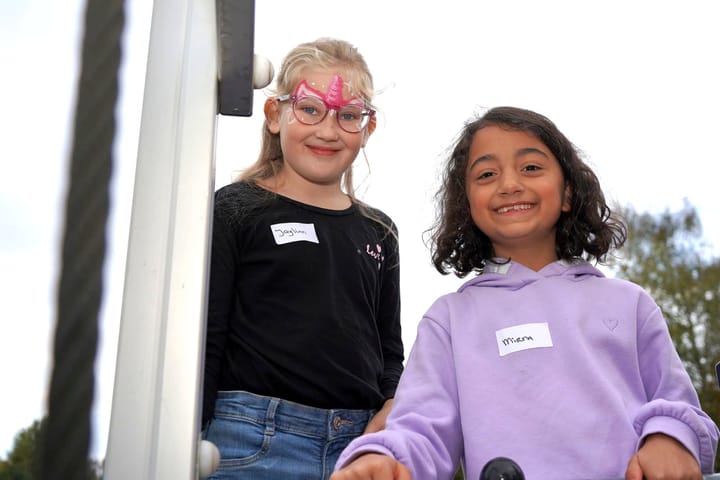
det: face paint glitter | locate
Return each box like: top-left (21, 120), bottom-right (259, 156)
top-left (292, 75), bottom-right (365, 108)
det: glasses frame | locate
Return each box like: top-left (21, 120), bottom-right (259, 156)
top-left (276, 94), bottom-right (375, 134)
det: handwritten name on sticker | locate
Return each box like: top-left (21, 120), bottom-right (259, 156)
top-left (271, 222), bottom-right (319, 245)
top-left (495, 322), bottom-right (553, 357)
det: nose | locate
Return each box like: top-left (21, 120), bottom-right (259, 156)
top-left (497, 171), bottom-right (523, 195)
top-left (315, 109), bottom-right (341, 139)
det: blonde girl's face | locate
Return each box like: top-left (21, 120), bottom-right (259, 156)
top-left (465, 126), bottom-right (571, 268)
top-left (266, 68), bottom-right (373, 190)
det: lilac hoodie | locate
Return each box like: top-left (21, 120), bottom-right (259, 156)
top-left (335, 260), bottom-right (718, 479)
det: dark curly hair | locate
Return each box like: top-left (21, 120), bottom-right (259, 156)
top-left (429, 106), bottom-right (627, 277)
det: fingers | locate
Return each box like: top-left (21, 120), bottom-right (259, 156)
top-left (330, 453), bottom-right (411, 480)
top-left (624, 453), bottom-right (643, 480)
top-left (395, 462), bottom-right (412, 480)
top-left (627, 434), bottom-right (703, 480)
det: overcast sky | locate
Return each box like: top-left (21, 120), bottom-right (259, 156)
top-left (1, 0), bottom-right (718, 461)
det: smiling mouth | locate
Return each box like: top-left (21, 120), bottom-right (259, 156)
top-left (496, 203), bottom-right (533, 214)
top-left (308, 146), bottom-right (338, 155)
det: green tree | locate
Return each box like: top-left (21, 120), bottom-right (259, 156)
top-left (454, 465), bottom-right (464, 479)
top-left (609, 201), bottom-right (720, 471)
top-left (0, 418), bottom-right (102, 480)
top-left (0, 418), bottom-right (43, 480)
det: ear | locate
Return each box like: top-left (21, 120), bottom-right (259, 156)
top-left (362, 115), bottom-right (377, 147)
top-left (264, 98), bottom-right (281, 134)
top-left (562, 183), bottom-right (572, 212)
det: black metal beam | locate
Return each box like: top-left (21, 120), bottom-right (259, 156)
top-left (216, 0), bottom-right (255, 116)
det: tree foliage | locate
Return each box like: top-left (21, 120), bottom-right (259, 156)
top-left (609, 201), bottom-right (720, 470)
top-left (0, 418), bottom-right (102, 480)
top-left (0, 418), bottom-right (43, 480)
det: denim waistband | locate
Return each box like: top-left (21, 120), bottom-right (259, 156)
top-left (214, 390), bottom-right (375, 440)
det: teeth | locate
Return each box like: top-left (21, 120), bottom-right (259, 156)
top-left (497, 204), bottom-right (532, 214)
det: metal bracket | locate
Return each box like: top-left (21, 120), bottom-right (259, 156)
top-left (216, 0), bottom-right (255, 116)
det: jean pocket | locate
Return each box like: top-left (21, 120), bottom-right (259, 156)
top-left (205, 413), bottom-right (272, 467)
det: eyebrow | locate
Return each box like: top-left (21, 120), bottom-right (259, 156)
top-left (468, 147), bottom-right (549, 170)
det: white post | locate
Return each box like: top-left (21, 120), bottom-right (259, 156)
top-left (103, 0), bottom-right (217, 477)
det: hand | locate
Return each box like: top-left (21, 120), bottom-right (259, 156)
top-left (330, 453), bottom-right (412, 480)
top-left (364, 399), bottom-right (394, 434)
top-left (625, 433), bottom-right (702, 480)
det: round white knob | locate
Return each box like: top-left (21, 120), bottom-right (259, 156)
top-left (198, 439), bottom-right (220, 479)
top-left (253, 54), bottom-right (274, 89)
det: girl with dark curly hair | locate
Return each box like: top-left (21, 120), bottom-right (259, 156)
top-left (430, 106), bottom-right (626, 276)
top-left (332, 106), bottom-right (718, 480)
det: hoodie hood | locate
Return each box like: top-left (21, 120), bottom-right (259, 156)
top-left (457, 259), bottom-right (605, 293)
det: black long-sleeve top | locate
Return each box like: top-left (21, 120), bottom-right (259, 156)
top-left (202, 182), bottom-right (404, 426)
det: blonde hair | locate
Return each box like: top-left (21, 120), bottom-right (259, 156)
top-left (238, 37), bottom-right (375, 199)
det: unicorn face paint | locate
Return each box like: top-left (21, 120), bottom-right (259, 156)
top-left (296, 75), bottom-right (365, 108)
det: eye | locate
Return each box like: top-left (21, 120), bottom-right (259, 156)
top-left (298, 104), bottom-right (321, 117)
top-left (522, 164), bottom-right (542, 172)
top-left (338, 106), bottom-right (362, 121)
top-left (294, 96), bottom-right (326, 118)
top-left (473, 170), bottom-right (496, 182)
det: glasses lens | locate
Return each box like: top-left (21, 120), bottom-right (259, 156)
top-left (336, 105), bottom-right (367, 133)
top-left (290, 95), bottom-right (371, 133)
top-left (293, 96), bottom-right (326, 125)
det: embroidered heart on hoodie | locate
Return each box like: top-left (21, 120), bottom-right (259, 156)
top-left (603, 317), bottom-right (619, 331)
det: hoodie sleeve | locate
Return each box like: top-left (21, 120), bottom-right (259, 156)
top-left (335, 298), bottom-right (463, 478)
top-left (633, 292), bottom-right (719, 473)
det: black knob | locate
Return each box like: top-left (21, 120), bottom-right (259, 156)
top-left (480, 457), bottom-right (525, 480)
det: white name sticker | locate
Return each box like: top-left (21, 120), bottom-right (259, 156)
top-left (271, 222), bottom-right (319, 245)
top-left (495, 322), bottom-right (553, 357)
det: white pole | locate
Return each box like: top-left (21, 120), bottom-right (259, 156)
top-left (104, 0), bottom-right (217, 477)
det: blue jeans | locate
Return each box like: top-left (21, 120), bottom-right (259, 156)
top-left (203, 391), bottom-right (375, 479)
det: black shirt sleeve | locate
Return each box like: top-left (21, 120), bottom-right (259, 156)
top-left (202, 189), bottom-right (237, 426)
top-left (373, 214), bottom-right (404, 399)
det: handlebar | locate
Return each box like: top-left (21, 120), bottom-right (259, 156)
top-left (480, 457), bottom-right (720, 480)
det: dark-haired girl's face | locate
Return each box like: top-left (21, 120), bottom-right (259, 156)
top-left (465, 126), bottom-right (571, 270)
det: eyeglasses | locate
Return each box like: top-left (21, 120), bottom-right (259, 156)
top-left (276, 94), bottom-right (375, 133)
